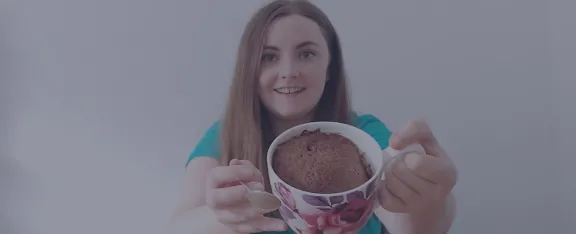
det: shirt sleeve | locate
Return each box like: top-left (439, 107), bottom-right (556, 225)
top-left (186, 121), bottom-right (221, 167)
top-left (354, 114), bottom-right (392, 150)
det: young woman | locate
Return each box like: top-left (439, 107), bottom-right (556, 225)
top-left (169, 1), bottom-right (457, 233)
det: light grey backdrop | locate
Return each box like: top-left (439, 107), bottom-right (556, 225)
top-left (1, 0), bottom-right (574, 233)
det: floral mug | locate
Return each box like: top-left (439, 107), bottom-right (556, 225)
top-left (267, 122), bottom-right (388, 234)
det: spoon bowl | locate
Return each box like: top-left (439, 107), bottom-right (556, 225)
top-left (247, 190), bottom-right (282, 210)
top-left (240, 181), bottom-right (281, 210)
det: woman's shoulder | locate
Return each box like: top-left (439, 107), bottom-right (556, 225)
top-left (351, 111), bottom-right (388, 128)
top-left (351, 111), bottom-right (392, 150)
top-left (186, 121), bottom-right (222, 166)
top-left (196, 121), bottom-right (222, 146)
top-left (205, 121), bottom-right (222, 133)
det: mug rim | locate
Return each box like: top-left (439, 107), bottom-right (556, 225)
top-left (266, 121), bottom-right (383, 197)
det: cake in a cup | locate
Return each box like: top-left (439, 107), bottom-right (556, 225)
top-left (272, 129), bottom-right (373, 194)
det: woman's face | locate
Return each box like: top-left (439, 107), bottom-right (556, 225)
top-left (258, 15), bottom-right (330, 120)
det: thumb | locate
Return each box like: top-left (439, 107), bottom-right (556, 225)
top-left (390, 119), bottom-right (446, 158)
top-left (235, 159), bottom-right (256, 167)
top-left (229, 158), bottom-right (241, 166)
top-left (231, 159), bottom-right (265, 184)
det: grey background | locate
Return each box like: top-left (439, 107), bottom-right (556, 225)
top-left (1, 0), bottom-right (574, 233)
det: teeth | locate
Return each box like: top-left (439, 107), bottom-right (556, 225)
top-left (275, 87), bottom-right (304, 94)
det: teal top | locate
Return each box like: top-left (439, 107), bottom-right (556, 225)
top-left (187, 113), bottom-right (392, 234)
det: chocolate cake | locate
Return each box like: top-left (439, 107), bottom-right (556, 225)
top-left (273, 129), bottom-right (373, 193)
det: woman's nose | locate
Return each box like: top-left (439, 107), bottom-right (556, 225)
top-left (279, 61), bottom-right (299, 79)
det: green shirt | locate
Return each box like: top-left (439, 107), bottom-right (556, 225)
top-left (187, 113), bottom-right (392, 234)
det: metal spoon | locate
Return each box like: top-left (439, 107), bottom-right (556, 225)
top-left (239, 181), bottom-right (282, 210)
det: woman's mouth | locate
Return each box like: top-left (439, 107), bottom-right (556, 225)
top-left (274, 87), bottom-right (305, 94)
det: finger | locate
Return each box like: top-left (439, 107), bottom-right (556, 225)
top-left (208, 185), bottom-right (249, 208)
top-left (230, 160), bottom-right (264, 184)
top-left (215, 203), bottom-right (268, 224)
top-left (379, 158), bottom-right (410, 213)
top-left (404, 152), bottom-right (453, 184)
top-left (385, 172), bottom-right (419, 207)
top-left (245, 181), bottom-right (266, 191)
top-left (236, 160), bottom-right (268, 189)
top-left (379, 186), bottom-right (408, 213)
top-left (229, 158), bottom-right (240, 166)
top-left (234, 217), bottom-right (287, 233)
top-left (390, 119), bottom-right (446, 158)
top-left (207, 165), bottom-right (264, 188)
top-left (207, 181), bottom-right (265, 208)
top-left (235, 160), bottom-right (261, 174)
top-left (391, 155), bottom-right (436, 194)
top-left (234, 159), bottom-right (253, 166)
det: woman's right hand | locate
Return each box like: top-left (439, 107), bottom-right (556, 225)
top-left (205, 159), bottom-right (288, 233)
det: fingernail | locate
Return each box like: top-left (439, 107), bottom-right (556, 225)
top-left (389, 139), bottom-right (399, 149)
top-left (247, 182), bottom-right (265, 191)
top-left (254, 183), bottom-right (265, 191)
top-left (379, 189), bottom-right (387, 204)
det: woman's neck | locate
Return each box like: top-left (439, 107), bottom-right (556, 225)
top-left (270, 113), bottom-right (314, 136)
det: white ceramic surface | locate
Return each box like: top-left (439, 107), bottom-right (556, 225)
top-left (266, 121), bottom-right (384, 234)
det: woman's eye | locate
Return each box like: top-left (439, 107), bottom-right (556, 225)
top-left (300, 51), bottom-right (316, 59)
top-left (261, 54), bottom-right (277, 63)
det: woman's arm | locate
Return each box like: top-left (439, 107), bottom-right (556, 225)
top-left (165, 157), bottom-right (236, 234)
top-left (375, 193), bottom-right (456, 234)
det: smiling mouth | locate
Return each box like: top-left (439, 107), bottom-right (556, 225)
top-left (274, 87), bottom-right (305, 94)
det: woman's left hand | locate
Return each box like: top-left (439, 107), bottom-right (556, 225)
top-left (378, 119), bottom-right (458, 213)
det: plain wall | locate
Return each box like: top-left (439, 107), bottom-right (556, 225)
top-left (1, 0), bottom-right (574, 233)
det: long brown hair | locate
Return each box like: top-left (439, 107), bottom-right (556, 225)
top-left (220, 0), bottom-right (352, 191)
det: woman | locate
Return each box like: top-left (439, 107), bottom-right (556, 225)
top-left (169, 0), bottom-right (457, 233)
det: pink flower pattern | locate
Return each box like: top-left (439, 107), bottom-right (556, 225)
top-left (273, 179), bottom-right (377, 234)
top-left (275, 183), bottom-right (297, 210)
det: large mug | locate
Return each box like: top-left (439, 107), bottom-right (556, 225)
top-left (266, 122), bottom-right (423, 234)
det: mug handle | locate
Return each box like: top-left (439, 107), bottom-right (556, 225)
top-left (380, 143), bottom-right (425, 180)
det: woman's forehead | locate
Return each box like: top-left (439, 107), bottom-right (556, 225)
top-left (264, 15), bottom-right (326, 50)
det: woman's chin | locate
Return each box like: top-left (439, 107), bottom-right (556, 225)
top-left (271, 108), bottom-right (314, 121)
